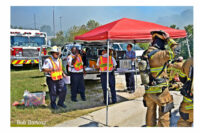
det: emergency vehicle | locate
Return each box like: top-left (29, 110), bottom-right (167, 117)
top-left (10, 29), bottom-right (48, 66)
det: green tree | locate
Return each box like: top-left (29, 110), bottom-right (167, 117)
top-left (50, 31), bottom-right (67, 46)
top-left (66, 25), bottom-right (89, 42)
top-left (183, 24), bottom-right (193, 58)
top-left (86, 20), bottom-right (100, 30)
top-left (169, 24), bottom-right (193, 59)
top-left (66, 20), bottom-right (100, 42)
top-left (170, 24), bottom-right (179, 29)
top-left (137, 43), bottom-right (149, 50)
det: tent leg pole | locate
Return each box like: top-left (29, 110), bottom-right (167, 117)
top-left (106, 39), bottom-right (110, 126)
top-left (134, 43), bottom-right (137, 89)
top-left (186, 37), bottom-right (191, 58)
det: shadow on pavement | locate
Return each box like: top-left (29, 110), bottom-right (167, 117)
top-left (79, 122), bottom-right (99, 127)
top-left (78, 116), bottom-right (107, 127)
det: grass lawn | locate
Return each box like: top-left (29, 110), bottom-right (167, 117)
top-left (11, 68), bottom-right (105, 127)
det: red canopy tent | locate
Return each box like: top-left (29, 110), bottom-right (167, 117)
top-left (75, 18), bottom-right (188, 126)
top-left (75, 18), bottom-right (187, 42)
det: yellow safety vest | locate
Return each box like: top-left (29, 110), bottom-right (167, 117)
top-left (71, 54), bottom-right (83, 71)
top-left (49, 57), bottom-right (63, 81)
top-left (99, 56), bottom-right (114, 72)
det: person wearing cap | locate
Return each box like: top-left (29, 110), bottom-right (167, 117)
top-left (81, 48), bottom-right (88, 68)
top-left (125, 44), bottom-right (136, 93)
top-left (67, 46), bottom-right (86, 102)
top-left (97, 47), bottom-right (117, 104)
top-left (42, 46), bottom-right (67, 109)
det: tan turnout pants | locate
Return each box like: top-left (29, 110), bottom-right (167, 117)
top-left (177, 101), bottom-right (193, 127)
top-left (144, 88), bottom-right (173, 127)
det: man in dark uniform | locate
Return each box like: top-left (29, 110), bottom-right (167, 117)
top-left (97, 47), bottom-right (117, 104)
top-left (42, 46), bottom-right (67, 109)
top-left (67, 47), bottom-right (86, 102)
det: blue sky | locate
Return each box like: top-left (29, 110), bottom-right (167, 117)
top-left (11, 6), bottom-right (193, 32)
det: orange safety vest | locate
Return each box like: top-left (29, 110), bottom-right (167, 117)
top-left (49, 57), bottom-right (63, 80)
top-left (71, 54), bottom-right (83, 71)
top-left (99, 56), bottom-right (114, 72)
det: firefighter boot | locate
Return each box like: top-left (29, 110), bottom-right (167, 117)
top-left (177, 101), bottom-right (193, 127)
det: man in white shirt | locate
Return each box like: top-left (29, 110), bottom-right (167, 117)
top-left (67, 47), bottom-right (86, 102)
top-left (96, 47), bottom-right (117, 104)
top-left (42, 46), bottom-right (67, 109)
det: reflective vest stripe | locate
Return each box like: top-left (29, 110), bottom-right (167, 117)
top-left (167, 67), bottom-right (186, 78)
top-left (150, 66), bottom-right (167, 77)
top-left (185, 104), bottom-right (193, 110)
top-left (167, 38), bottom-right (177, 47)
top-left (166, 38), bottom-right (176, 60)
top-left (99, 56), bottom-right (113, 72)
top-left (169, 49), bottom-right (174, 60)
top-left (145, 82), bottom-right (168, 94)
top-left (145, 88), bottom-right (162, 93)
top-left (150, 67), bottom-right (163, 72)
top-left (49, 57), bottom-right (63, 80)
top-left (100, 56), bottom-right (104, 71)
top-left (183, 96), bottom-right (193, 103)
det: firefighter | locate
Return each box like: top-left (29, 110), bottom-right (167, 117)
top-left (97, 47), bottom-right (117, 104)
top-left (168, 56), bottom-right (185, 91)
top-left (177, 58), bottom-right (193, 127)
top-left (167, 58), bottom-right (193, 127)
top-left (140, 30), bottom-right (180, 127)
top-left (67, 47), bottom-right (86, 102)
top-left (42, 46), bottom-right (67, 109)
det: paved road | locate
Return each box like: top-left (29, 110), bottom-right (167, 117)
top-left (55, 91), bottom-right (183, 127)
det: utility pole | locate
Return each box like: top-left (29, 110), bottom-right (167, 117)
top-left (34, 14), bottom-right (36, 30)
top-left (59, 16), bottom-right (62, 31)
top-left (53, 7), bottom-right (55, 36)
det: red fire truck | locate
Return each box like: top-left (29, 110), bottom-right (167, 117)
top-left (10, 29), bottom-right (48, 66)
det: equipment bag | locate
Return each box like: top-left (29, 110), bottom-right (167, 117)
top-left (161, 102), bottom-right (174, 113)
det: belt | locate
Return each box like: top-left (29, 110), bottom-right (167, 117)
top-left (46, 77), bottom-right (63, 81)
top-left (101, 71), bottom-right (113, 73)
top-left (145, 82), bottom-right (168, 94)
top-left (70, 72), bottom-right (83, 74)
